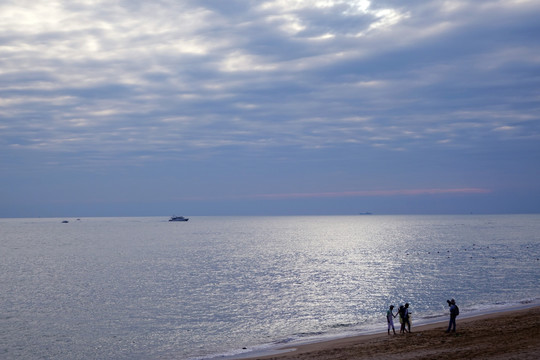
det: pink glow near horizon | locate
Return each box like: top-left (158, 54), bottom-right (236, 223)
top-left (253, 188), bottom-right (492, 199)
top-left (177, 188), bottom-right (492, 202)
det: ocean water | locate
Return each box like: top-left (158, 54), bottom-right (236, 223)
top-left (1, 215), bottom-right (539, 359)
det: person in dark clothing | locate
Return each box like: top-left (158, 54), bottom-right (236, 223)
top-left (446, 299), bottom-right (458, 333)
top-left (403, 303), bottom-right (411, 333)
top-left (398, 304), bottom-right (410, 333)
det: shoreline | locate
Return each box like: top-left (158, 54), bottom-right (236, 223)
top-left (233, 305), bottom-right (540, 360)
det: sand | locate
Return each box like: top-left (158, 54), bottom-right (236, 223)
top-left (244, 306), bottom-right (540, 360)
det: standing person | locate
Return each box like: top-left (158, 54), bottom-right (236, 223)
top-left (387, 305), bottom-right (396, 335)
top-left (403, 303), bottom-right (411, 333)
top-left (398, 305), bottom-right (407, 333)
top-left (446, 299), bottom-right (459, 333)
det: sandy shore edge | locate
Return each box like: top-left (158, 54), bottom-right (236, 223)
top-left (235, 305), bottom-right (540, 360)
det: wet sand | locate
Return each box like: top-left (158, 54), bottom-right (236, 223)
top-left (245, 306), bottom-right (540, 360)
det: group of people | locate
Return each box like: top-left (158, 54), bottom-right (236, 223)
top-left (386, 303), bottom-right (411, 335)
top-left (386, 299), bottom-right (459, 335)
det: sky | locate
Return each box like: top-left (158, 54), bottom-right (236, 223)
top-left (1, 0), bottom-right (539, 217)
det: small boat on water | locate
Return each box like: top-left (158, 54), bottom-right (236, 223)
top-left (62, 220), bottom-right (69, 223)
top-left (169, 215), bottom-right (189, 222)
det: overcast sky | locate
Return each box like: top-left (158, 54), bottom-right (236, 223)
top-left (1, 0), bottom-right (539, 217)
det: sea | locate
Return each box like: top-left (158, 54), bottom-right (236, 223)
top-left (1, 215), bottom-right (539, 359)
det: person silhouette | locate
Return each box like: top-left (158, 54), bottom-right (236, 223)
top-left (387, 305), bottom-right (396, 335)
top-left (398, 305), bottom-right (408, 333)
top-left (403, 303), bottom-right (411, 333)
top-left (446, 299), bottom-right (458, 333)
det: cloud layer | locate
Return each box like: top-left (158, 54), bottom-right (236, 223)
top-left (1, 0), bottom-right (539, 215)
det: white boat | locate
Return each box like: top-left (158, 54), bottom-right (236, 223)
top-left (169, 215), bottom-right (189, 222)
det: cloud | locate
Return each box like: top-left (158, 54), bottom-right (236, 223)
top-left (2, 0), bottom-right (539, 165)
top-left (1, 1), bottom-right (539, 216)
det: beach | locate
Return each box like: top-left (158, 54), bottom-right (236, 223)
top-left (246, 306), bottom-right (540, 360)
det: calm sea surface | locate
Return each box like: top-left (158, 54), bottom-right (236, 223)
top-left (1, 215), bottom-right (539, 359)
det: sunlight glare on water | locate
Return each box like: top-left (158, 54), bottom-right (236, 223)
top-left (1, 215), bottom-right (539, 359)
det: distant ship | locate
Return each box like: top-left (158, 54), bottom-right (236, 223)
top-left (169, 215), bottom-right (189, 222)
top-left (358, 212), bottom-right (373, 215)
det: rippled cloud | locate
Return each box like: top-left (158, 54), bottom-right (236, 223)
top-left (1, 0), bottom-right (539, 215)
